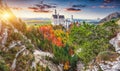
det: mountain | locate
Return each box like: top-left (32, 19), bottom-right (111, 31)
top-left (22, 18), bottom-right (50, 21)
top-left (100, 12), bottom-right (120, 23)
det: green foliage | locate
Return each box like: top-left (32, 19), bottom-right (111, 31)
top-left (53, 45), bottom-right (70, 63)
top-left (0, 59), bottom-right (9, 71)
top-left (103, 20), bottom-right (119, 34)
top-left (53, 44), bottom-right (78, 70)
top-left (26, 26), bottom-right (42, 47)
top-left (46, 66), bottom-right (50, 71)
top-left (69, 55), bottom-right (78, 71)
top-left (69, 21), bottom-right (119, 64)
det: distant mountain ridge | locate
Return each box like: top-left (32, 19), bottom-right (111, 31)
top-left (22, 18), bottom-right (51, 21)
top-left (100, 12), bottom-right (120, 23)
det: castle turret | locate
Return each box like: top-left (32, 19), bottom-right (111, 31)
top-left (71, 15), bottom-right (73, 22)
top-left (52, 9), bottom-right (65, 25)
top-left (55, 9), bottom-right (57, 15)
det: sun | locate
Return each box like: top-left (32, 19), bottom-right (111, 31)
top-left (3, 13), bottom-right (10, 19)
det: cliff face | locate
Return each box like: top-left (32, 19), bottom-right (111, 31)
top-left (100, 12), bottom-right (120, 23)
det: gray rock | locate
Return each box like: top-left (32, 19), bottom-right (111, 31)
top-left (110, 33), bottom-right (120, 54)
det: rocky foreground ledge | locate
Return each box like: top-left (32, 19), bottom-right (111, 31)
top-left (86, 33), bottom-right (120, 71)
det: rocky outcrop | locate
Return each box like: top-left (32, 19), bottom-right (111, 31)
top-left (97, 33), bottom-right (120, 71)
top-left (34, 50), bottom-right (63, 71)
top-left (85, 32), bottom-right (120, 71)
top-left (110, 33), bottom-right (120, 53)
top-left (98, 57), bottom-right (120, 71)
top-left (77, 61), bottom-right (84, 71)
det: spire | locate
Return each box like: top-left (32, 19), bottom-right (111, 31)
top-left (71, 15), bottom-right (73, 22)
top-left (55, 9), bottom-right (57, 15)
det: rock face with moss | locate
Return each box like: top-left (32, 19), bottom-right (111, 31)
top-left (0, 1), bottom-right (63, 71)
top-left (110, 33), bottom-right (120, 53)
top-left (86, 33), bottom-right (120, 71)
top-left (0, 6), bottom-right (35, 70)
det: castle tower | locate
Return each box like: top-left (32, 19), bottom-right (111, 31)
top-left (58, 13), bottom-right (59, 25)
top-left (55, 9), bottom-right (57, 15)
top-left (71, 15), bottom-right (73, 22)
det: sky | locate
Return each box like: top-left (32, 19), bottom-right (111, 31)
top-left (3, 0), bottom-right (120, 19)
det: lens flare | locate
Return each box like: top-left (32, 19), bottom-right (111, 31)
top-left (3, 13), bottom-right (10, 19)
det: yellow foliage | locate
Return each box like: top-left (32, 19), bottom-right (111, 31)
top-left (64, 61), bottom-right (70, 70)
top-left (54, 29), bottom-right (69, 44)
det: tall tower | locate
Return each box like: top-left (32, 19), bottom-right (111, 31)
top-left (55, 9), bottom-right (57, 15)
top-left (71, 15), bottom-right (73, 21)
top-left (71, 15), bottom-right (74, 23)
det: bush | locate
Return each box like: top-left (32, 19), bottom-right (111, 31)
top-left (0, 60), bottom-right (9, 71)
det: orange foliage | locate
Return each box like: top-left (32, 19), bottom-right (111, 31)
top-left (64, 61), bottom-right (70, 70)
top-left (69, 48), bottom-right (74, 56)
top-left (39, 25), bottom-right (63, 47)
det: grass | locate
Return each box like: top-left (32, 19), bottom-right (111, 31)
top-left (25, 20), bottom-right (52, 27)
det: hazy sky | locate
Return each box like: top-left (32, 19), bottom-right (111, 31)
top-left (4, 0), bottom-right (120, 19)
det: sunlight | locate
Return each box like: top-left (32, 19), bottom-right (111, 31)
top-left (2, 13), bottom-right (10, 19)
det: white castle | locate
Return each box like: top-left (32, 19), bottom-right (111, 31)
top-left (52, 9), bottom-right (74, 30)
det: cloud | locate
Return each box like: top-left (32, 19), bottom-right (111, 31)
top-left (99, 5), bottom-right (115, 8)
top-left (33, 10), bottom-right (52, 13)
top-left (28, 7), bottom-right (38, 10)
top-left (10, 7), bottom-right (23, 10)
top-left (28, 2), bottom-right (56, 13)
top-left (77, 0), bottom-right (96, 1)
top-left (77, 0), bottom-right (96, 2)
top-left (91, 5), bottom-right (117, 9)
top-left (103, 0), bottom-right (120, 5)
top-left (89, 0), bottom-right (96, 1)
top-left (103, 0), bottom-right (113, 3)
top-left (91, 6), bottom-right (97, 8)
top-left (35, 4), bottom-right (56, 9)
top-left (65, 8), bottom-right (81, 12)
top-left (28, 7), bottom-right (52, 13)
top-left (72, 4), bottom-right (86, 8)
